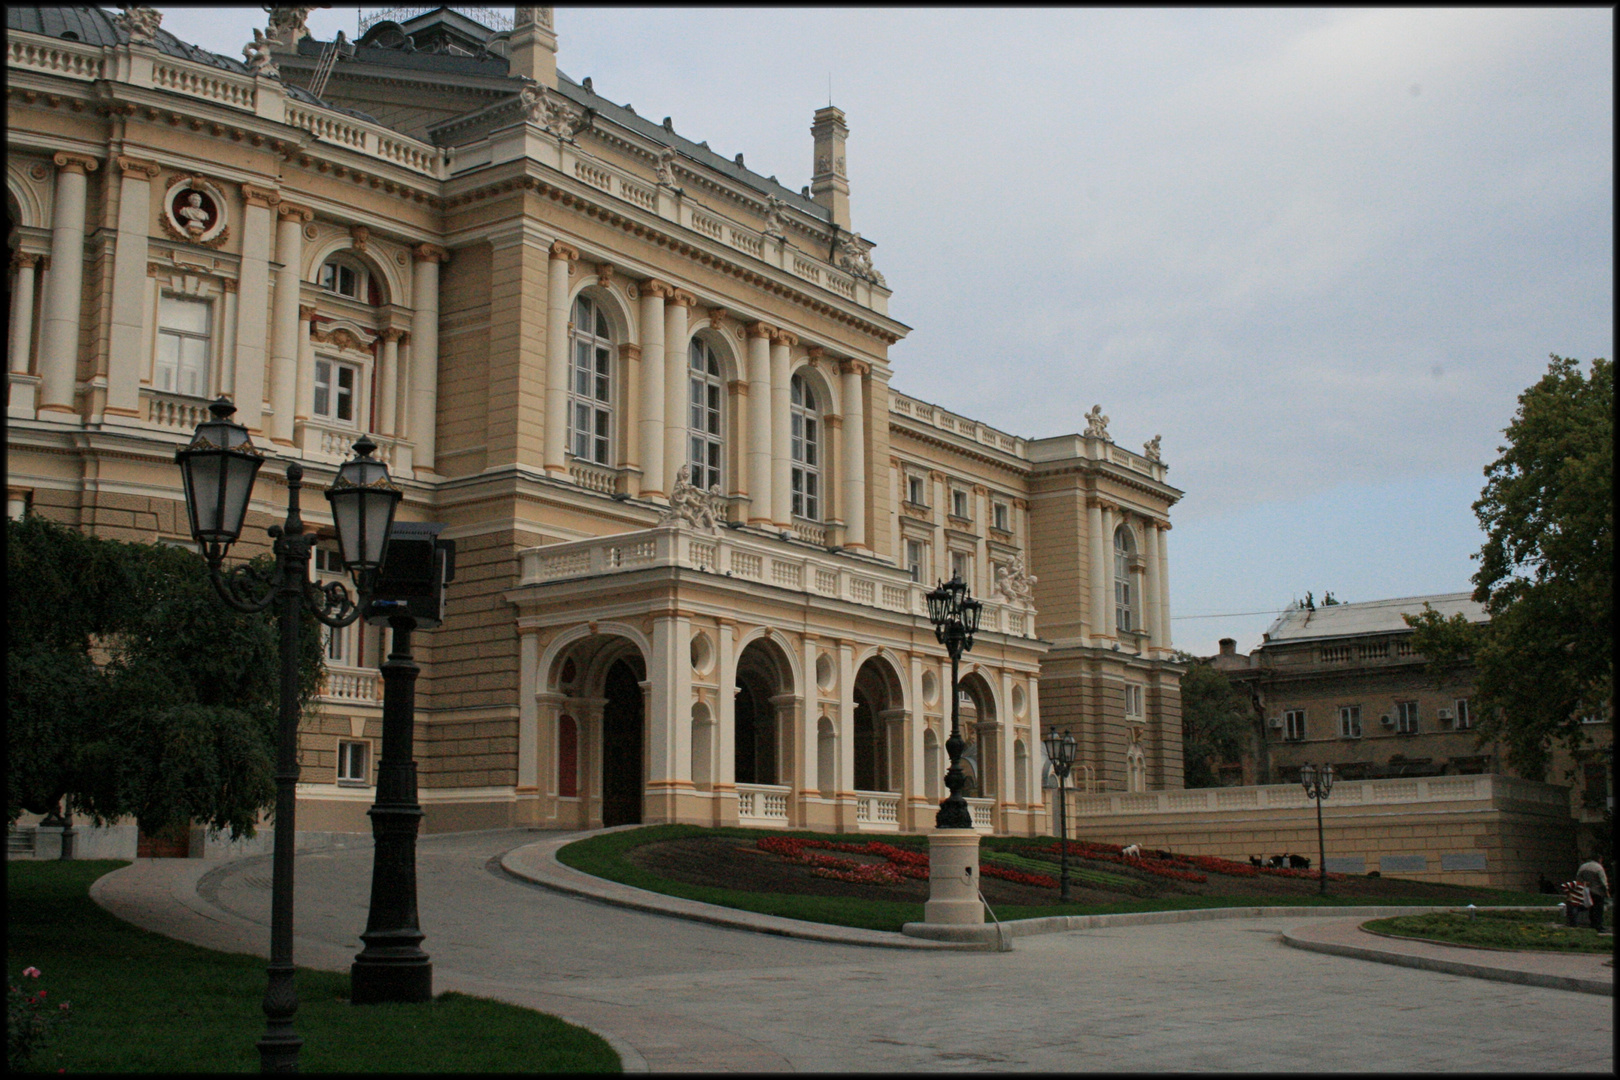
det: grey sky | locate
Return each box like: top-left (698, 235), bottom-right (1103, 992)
top-left (153, 6), bottom-right (1615, 656)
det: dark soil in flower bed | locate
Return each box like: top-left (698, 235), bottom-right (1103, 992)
top-left (624, 835), bottom-right (1502, 909)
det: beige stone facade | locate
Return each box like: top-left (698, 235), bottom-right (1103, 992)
top-left (7, 6), bottom-right (1182, 840)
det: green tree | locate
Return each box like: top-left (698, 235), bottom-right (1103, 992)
top-left (7, 515), bottom-right (324, 837)
top-left (1175, 651), bottom-right (1252, 788)
top-left (1406, 355), bottom-right (1612, 779)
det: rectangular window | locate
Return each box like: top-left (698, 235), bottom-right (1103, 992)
top-left (993, 502), bottom-right (1010, 532)
top-left (336, 740), bottom-right (369, 785)
top-left (950, 550), bottom-right (970, 585)
top-left (1339, 705), bottom-right (1362, 738)
top-left (1396, 700), bottom-right (1419, 734)
top-left (156, 295), bottom-right (212, 397)
top-left (1455, 699), bottom-right (1472, 730)
top-left (951, 489), bottom-right (970, 519)
top-left (1125, 684), bottom-right (1144, 720)
top-left (905, 540), bottom-right (925, 583)
top-left (1116, 576), bottom-right (1133, 634)
top-left (1285, 709), bottom-right (1306, 741)
top-left (313, 358), bottom-right (358, 423)
top-left (1583, 763), bottom-right (1609, 810)
top-left (907, 475), bottom-right (926, 506)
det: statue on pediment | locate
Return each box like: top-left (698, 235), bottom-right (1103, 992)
top-left (658, 465), bottom-right (725, 532)
top-left (1144, 434), bottom-right (1162, 462)
top-left (264, 5), bottom-right (322, 47)
top-left (994, 554), bottom-right (1038, 609)
top-left (1084, 404), bottom-right (1110, 441)
top-left (244, 28), bottom-right (279, 77)
top-left (116, 5), bottom-right (162, 44)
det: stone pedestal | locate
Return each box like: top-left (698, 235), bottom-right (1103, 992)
top-left (922, 828), bottom-right (983, 925)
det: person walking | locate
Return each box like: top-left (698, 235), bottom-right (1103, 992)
top-left (1575, 856), bottom-right (1609, 933)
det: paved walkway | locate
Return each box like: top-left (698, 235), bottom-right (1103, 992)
top-left (90, 828), bottom-right (1614, 1073)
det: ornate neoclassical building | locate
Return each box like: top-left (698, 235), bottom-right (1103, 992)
top-left (6, 5), bottom-right (1184, 840)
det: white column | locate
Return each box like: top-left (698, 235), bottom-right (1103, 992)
top-left (1157, 524), bottom-right (1173, 650)
top-left (544, 240), bottom-right (577, 475)
top-left (637, 280), bottom-right (668, 497)
top-left (1144, 520), bottom-right (1163, 652)
top-left (268, 203), bottom-right (308, 444)
top-left (106, 156), bottom-right (160, 423)
top-left (233, 184), bottom-right (279, 435)
top-left (8, 253), bottom-right (40, 419)
top-left (1101, 503), bottom-right (1118, 639)
top-left (837, 640), bottom-right (856, 809)
top-left (745, 322), bottom-right (773, 524)
top-left (717, 621), bottom-right (737, 796)
top-left (410, 244), bottom-right (447, 472)
top-left (518, 631), bottom-right (541, 791)
top-left (38, 153), bottom-right (98, 414)
top-left (377, 328), bottom-right (402, 437)
top-left (662, 291), bottom-right (693, 495)
top-left (840, 358), bottom-right (868, 549)
top-left (9, 254), bottom-right (39, 373)
top-left (219, 281), bottom-right (238, 399)
top-left (770, 330), bottom-right (795, 527)
top-left (294, 304), bottom-right (315, 427)
top-left (1088, 498), bottom-right (1107, 642)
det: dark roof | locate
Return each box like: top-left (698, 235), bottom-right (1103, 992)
top-left (293, 31), bottom-right (512, 79)
top-left (6, 7), bottom-right (378, 122)
top-left (553, 72), bottom-right (830, 222)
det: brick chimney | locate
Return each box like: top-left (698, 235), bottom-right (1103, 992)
top-left (810, 105), bottom-right (850, 229)
top-left (509, 7), bottom-right (558, 89)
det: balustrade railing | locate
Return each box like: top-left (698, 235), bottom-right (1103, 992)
top-left (736, 783), bottom-right (791, 825)
top-left (1066, 775), bottom-right (1569, 817)
top-left (853, 790), bottom-right (901, 830)
top-left (966, 797), bottom-right (995, 833)
top-left (517, 524), bottom-right (1037, 637)
top-left (320, 666), bottom-right (382, 704)
top-left (142, 389), bottom-right (212, 434)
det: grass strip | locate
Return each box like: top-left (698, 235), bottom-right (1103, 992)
top-left (557, 825), bottom-right (1560, 934)
top-left (7, 860), bottom-right (620, 1073)
top-left (1361, 909), bottom-right (1612, 953)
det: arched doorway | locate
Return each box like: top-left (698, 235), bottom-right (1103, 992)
top-left (601, 658), bottom-right (644, 826)
top-left (735, 637), bottom-right (794, 786)
top-left (958, 672), bottom-right (997, 798)
top-left (853, 655), bottom-right (904, 793)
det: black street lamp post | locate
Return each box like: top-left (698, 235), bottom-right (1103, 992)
top-left (351, 522), bottom-right (453, 1005)
top-left (1300, 763), bottom-right (1335, 896)
top-left (176, 398), bottom-right (401, 1072)
top-left (925, 574), bottom-right (984, 830)
top-left (1042, 728), bottom-right (1078, 901)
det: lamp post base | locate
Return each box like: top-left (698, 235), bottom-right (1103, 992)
top-left (922, 829), bottom-right (983, 925)
top-left (350, 953), bottom-right (433, 1005)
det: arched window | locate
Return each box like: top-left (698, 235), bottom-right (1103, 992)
top-left (688, 338), bottom-right (724, 490)
top-left (318, 255), bottom-right (379, 305)
top-left (569, 295), bottom-right (614, 464)
top-left (1114, 525), bottom-right (1136, 633)
top-left (790, 373), bottom-right (820, 520)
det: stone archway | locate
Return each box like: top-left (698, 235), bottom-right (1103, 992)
top-left (958, 671), bottom-right (998, 799)
top-left (734, 636), bottom-right (795, 787)
top-left (545, 630), bottom-right (648, 829)
top-left (852, 654), bottom-right (905, 793)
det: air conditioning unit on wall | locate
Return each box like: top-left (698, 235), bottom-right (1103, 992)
top-left (1437, 708), bottom-right (1454, 722)
top-left (1380, 714), bottom-right (1394, 726)
top-left (1267, 717), bottom-right (1283, 731)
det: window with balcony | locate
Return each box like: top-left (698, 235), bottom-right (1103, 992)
top-left (313, 357), bottom-right (358, 424)
top-left (569, 295), bottom-right (614, 464)
top-left (156, 294), bottom-right (212, 398)
top-left (790, 373), bottom-right (820, 519)
top-left (1114, 525), bottom-right (1137, 633)
top-left (905, 539), bottom-right (925, 582)
top-left (1285, 709), bottom-right (1306, 741)
top-left (688, 338), bottom-right (724, 490)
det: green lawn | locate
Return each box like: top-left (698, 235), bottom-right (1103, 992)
top-left (7, 860), bottom-right (620, 1073)
top-left (557, 824), bottom-right (1558, 933)
top-left (1362, 909), bottom-right (1613, 953)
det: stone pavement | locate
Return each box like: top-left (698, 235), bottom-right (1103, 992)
top-left (90, 828), bottom-right (1614, 1073)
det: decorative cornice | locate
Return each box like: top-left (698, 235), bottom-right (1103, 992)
top-left (770, 329), bottom-right (798, 348)
top-left (549, 240), bottom-right (579, 261)
top-left (641, 278), bottom-right (674, 301)
top-left (746, 321), bottom-right (773, 340)
top-left (298, 303), bottom-right (318, 320)
top-left (115, 155), bottom-right (161, 180)
top-left (708, 307), bottom-right (729, 327)
top-left (12, 252), bottom-right (41, 270)
top-left (379, 327), bottom-right (405, 344)
top-left (413, 242), bottom-right (450, 264)
top-left (841, 358), bottom-right (871, 377)
top-left (670, 289), bottom-right (698, 308)
top-left (53, 152), bottom-right (99, 174)
top-left (240, 182), bottom-right (280, 208)
top-left (349, 224), bottom-right (370, 252)
top-left (596, 262), bottom-right (616, 288)
top-left (222, 278), bottom-right (239, 293)
top-left (277, 201), bottom-right (315, 223)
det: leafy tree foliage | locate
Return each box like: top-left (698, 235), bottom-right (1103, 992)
top-left (1406, 355), bottom-right (1612, 779)
top-left (7, 515), bottom-right (324, 837)
top-left (1176, 651), bottom-right (1252, 788)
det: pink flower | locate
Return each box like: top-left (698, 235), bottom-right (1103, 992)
top-left (22, 966), bottom-right (41, 978)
